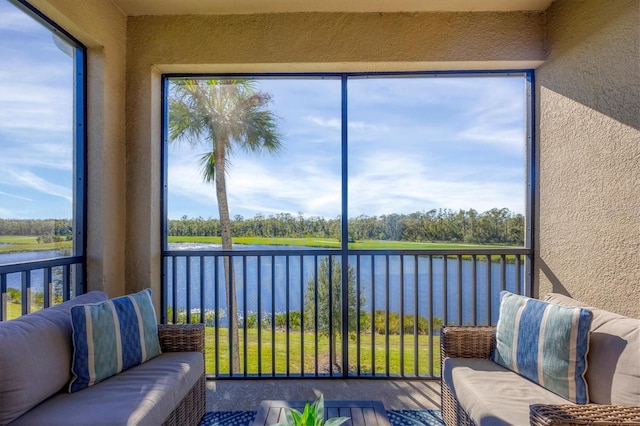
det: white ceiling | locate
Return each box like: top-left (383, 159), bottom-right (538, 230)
top-left (111, 0), bottom-right (555, 16)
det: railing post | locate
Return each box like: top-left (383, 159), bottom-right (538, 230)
top-left (158, 247), bottom-right (530, 379)
top-left (21, 271), bottom-right (29, 316)
top-left (43, 267), bottom-right (51, 309)
top-left (1, 273), bottom-right (6, 322)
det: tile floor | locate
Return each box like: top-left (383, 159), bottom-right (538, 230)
top-left (205, 378), bottom-right (441, 412)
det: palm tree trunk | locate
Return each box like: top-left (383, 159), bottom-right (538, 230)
top-left (215, 136), bottom-right (240, 373)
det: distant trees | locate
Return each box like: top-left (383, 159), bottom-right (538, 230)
top-left (166, 207), bottom-right (525, 246)
top-left (0, 219), bottom-right (73, 242)
top-left (0, 207), bottom-right (524, 246)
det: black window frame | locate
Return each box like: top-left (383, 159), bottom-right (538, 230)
top-left (161, 70), bottom-right (534, 252)
top-left (0, 0), bottom-right (87, 315)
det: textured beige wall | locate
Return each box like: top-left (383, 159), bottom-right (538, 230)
top-left (127, 12), bottom-right (545, 71)
top-left (22, 2), bottom-right (638, 318)
top-left (535, 0), bottom-right (640, 316)
top-left (124, 11), bottom-right (545, 310)
top-left (27, 0), bottom-right (127, 298)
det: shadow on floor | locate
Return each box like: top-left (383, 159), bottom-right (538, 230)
top-left (206, 378), bottom-right (441, 411)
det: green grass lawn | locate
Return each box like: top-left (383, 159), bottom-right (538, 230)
top-left (3, 298), bottom-right (48, 320)
top-left (0, 236), bottom-right (72, 254)
top-left (167, 236), bottom-right (520, 262)
top-left (168, 235), bottom-right (505, 251)
top-left (5, 302), bottom-right (22, 320)
top-left (202, 327), bottom-right (441, 377)
top-left (2, 234), bottom-right (515, 254)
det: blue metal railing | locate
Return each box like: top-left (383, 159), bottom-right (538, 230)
top-left (0, 256), bottom-right (84, 321)
top-left (162, 248), bottom-right (532, 379)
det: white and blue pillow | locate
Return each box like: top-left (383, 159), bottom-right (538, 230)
top-left (69, 289), bottom-right (161, 393)
top-left (492, 291), bottom-right (592, 404)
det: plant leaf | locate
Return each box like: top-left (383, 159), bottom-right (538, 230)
top-left (325, 417), bottom-right (351, 426)
top-left (300, 402), bottom-right (312, 424)
top-left (290, 408), bottom-right (303, 425)
top-left (283, 406), bottom-right (300, 425)
top-left (315, 395), bottom-right (325, 423)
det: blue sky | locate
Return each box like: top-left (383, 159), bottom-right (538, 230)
top-left (167, 76), bottom-right (526, 220)
top-left (0, 0), bottom-right (527, 221)
top-left (0, 0), bottom-right (74, 220)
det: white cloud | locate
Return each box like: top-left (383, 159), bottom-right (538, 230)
top-left (0, 191), bottom-right (33, 202)
top-left (168, 142), bottom-right (524, 221)
top-left (0, 2), bottom-right (75, 136)
top-left (348, 150), bottom-right (524, 215)
top-left (306, 116), bottom-right (340, 129)
top-left (1, 139), bottom-right (72, 171)
top-left (163, 75), bottom-right (527, 220)
top-left (167, 150), bottom-right (342, 219)
top-left (456, 81), bottom-right (526, 151)
top-left (0, 3), bottom-right (40, 32)
top-left (0, 80), bottom-right (73, 133)
top-left (5, 171), bottom-right (72, 202)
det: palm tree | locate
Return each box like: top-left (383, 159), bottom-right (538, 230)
top-left (168, 79), bottom-right (282, 373)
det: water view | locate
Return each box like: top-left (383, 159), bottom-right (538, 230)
top-left (0, 242), bottom-right (525, 328)
top-left (165, 243), bottom-right (526, 327)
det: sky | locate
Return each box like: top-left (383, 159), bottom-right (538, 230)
top-left (0, 0), bottom-right (528, 221)
top-left (167, 76), bottom-right (527, 220)
top-left (0, 0), bottom-right (75, 220)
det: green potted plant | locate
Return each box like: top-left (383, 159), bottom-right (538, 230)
top-left (273, 394), bottom-right (350, 426)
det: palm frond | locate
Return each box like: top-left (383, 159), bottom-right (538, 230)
top-left (198, 151), bottom-right (216, 183)
top-left (168, 77), bottom-right (284, 183)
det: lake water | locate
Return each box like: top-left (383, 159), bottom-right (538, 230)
top-left (1, 245), bottom-right (526, 325)
top-left (0, 249), bottom-right (70, 296)
top-left (166, 244), bottom-right (526, 326)
top-left (0, 250), bottom-right (68, 265)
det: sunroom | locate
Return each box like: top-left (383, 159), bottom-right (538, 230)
top-left (0, 0), bottom-right (638, 424)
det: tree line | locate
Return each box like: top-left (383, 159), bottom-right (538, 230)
top-left (0, 207), bottom-right (524, 246)
top-left (168, 207), bottom-right (524, 245)
top-left (0, 219), bottom-right (73, 241)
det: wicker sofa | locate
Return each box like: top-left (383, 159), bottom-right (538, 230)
top-left (0, 291), bottom-right (205, 426)
top-left (441, 293), bottom-right (640, 425)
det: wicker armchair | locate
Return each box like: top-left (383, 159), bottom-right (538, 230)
top-left (440, 326), bottom-right (640, 426)
top-left (158, 323), bottom-right (206, 426)
top-left (440, 326), bottom-right (496, 426)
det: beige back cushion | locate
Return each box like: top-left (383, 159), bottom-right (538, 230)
top-left (543, 293), bottom-right (640, 405)
top-left (0, 291), bottom-right (108, 425)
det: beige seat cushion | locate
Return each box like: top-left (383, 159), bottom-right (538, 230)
top-left (543, 293), bottom-right (640, 405)
top-left (9, 352), bottom-right (203, 426)
top-left (0, 291), bottom-right (108, 425)
top-left (443, 357), bottom-right (571, 426)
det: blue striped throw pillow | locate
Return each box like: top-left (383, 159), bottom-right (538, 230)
top-left (492, 291), bottom-right (592, 404)
top-left (69, 289), bottom-right (161, 393)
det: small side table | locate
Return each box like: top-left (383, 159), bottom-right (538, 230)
top-left (252, 400), bottom-right (390, 426)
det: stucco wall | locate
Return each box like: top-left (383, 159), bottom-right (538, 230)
top-left (124, 11), bottom-right (546, 311)
top-left (28, 0), bottom-right (127, 298)
top-left (535, 0), bottom-right (640, 316)
top-left (20, 1), bottom-right (638, 318)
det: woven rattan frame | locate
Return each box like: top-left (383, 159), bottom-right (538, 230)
top-left (441, 376), bottom-right (476, 426)
top-left (440, 326), bottom-right (496, 426)
top-left (158, 323), bottom-right (206, 426)
top-left (158, 323), bottom-right (205, 353)
top-left (530, 404), bottom-right (640, 425)
top-left (440, 326), bottom-right (640, 426)
top-left (162, 375), bottom-right (206, 426)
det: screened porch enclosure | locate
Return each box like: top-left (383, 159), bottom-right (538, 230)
top-left (160, 73), bottom-right (533, 378)
top-left (163, 249), bottom-right (531, 378)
